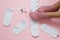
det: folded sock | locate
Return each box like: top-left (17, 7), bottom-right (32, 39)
top-left (3, 8), bottom-right (13, 26)
top-left (30, 19), bottom-right (39, 37)
top-left (12, 20), bottom-right (27, 35)
top-left (40, 24), bottom-right (59, 38)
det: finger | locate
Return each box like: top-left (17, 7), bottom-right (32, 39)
top-left (45, 11), bottom-right (60, 18)
top-left (30, 11), bottom-right (48, 21)
top-left (36, 6), bottom-right (59, 12)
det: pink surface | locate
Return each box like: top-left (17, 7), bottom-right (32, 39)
top-left (0, 0), bottom-right (60, 40)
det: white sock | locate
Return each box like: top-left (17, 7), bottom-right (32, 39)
top-left (30, 20), bottom-right (39, 37)
top-left (12, 20), bottom-right (27, 35)
top-left (3, 8), bottom-right (13, 26)
top-left (40, 24), bottom-right (59, 38)
top-left (30, 0), bottom-right (39, 12)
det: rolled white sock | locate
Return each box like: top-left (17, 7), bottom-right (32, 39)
top-left (40, 24), bottom-right (59, 38)
top-left (30, 20), bottom-right (39, 37)
top-left (30, 0), bottom-right (39, 12)
top-left (3, 8), bottom-right (13, 26)
top-left (12, 20), bottom-right (27, 35)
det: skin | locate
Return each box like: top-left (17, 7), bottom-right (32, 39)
top-left (45, 10), bottom-right (60, 18)
top-left (52, 1), bottom-right (60, 9)
top-left (30, 0), bottom-right (60, 20)
top-left (45, 1), bottom-right (60, 18)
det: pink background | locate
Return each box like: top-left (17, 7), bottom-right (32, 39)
top-left (0, 0), bottom-right (60, 40)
